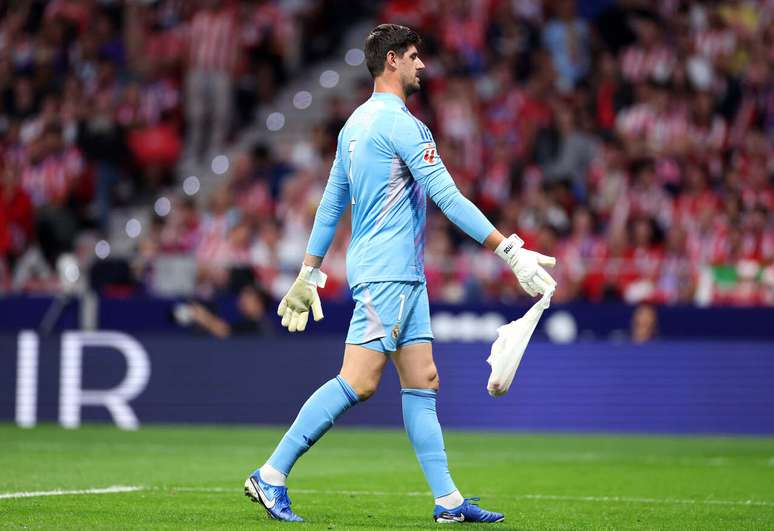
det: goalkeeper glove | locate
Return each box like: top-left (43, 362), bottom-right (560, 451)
top-left (494, 234), bottom-right (557, 296)
top-left (277, 265), bottom-right (327, 332)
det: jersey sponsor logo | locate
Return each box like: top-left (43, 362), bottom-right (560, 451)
top-left (422, 143), bottom-right (438, 165)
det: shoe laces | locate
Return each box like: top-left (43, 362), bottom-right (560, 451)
top-left (464, 497), bottom-right (495, 516)
top-left (261, 481), bottom-right (290, 508)
top-left (274, 488), bottom-right (293, 513)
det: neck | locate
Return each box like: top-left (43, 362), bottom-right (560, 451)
top-left (373, 77), bottom-right (406, 103)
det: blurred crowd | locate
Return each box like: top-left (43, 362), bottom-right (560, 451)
top-left (1, 0), bottom-right (772, 308)
top-left (0, 0), bottom-right (361, 297)
top-left (393, 0), bottom-right (774, 306)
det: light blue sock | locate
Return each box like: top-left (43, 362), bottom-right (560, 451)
top-left (401, 388), bottom-right (457, 498)
top-left (268, 375), bottom-right (359, 475)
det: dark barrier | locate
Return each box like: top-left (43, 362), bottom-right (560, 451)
top-left (1, 295), bottom-right (773, 339)
top-left (2, 332), bottom-right (772, 434)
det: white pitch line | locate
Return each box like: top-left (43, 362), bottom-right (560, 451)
top-left (171, 487), bottom-right (430, 497)
top-left (294, 488), bottom-right (429, 497)
top-left (0, 485), bottom-right (143, 500)
top-left (517, 493), bottom-right (774, 508)
top-left (169, 487), bottom-right (774, 508)
top-left (3, 485), bottom-right (771, 509)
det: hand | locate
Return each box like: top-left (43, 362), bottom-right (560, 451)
top-left (494, 234), bottom-right (557, 297)
top-left (277, 265), bottom-right (327, 332)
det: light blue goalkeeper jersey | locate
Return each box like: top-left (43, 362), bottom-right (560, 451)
top-left (307, 91), bottom-right (495, 288)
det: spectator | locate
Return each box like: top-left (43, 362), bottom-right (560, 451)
top-left (159, 197), bottom-right (201, 253)
top-left (77, 91), bottom-right (128, 231)
top-left (182, 1), bottom-right (239, 166)
top-left (195, 184), bottom-right (240, 297)
top-left (0, 161), bottom-right (34, 265)
top-left (657, 225), bottom-right (697, 304)
top-left (631, 303), bottom-right (658, 343)
top-left (174, 284), bottom-right (274, 338)
top-left (542, 0), bottom-right (591, 92)
top-left (20, 123), bottom-right (83, 265)
top-left (535, 99), bottom-right (598, 199)
top-left (620, 12), bottom-right (676, 84)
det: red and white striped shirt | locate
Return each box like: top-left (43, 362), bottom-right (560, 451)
top-left (620, 45), bottom-right (676, 83)
top-left (616, 103), bottom-right (656, 138)
top-left (116, 79), bottom-right (180, 127)
top-left (616, 103), bottom-right (690, 154)
top-left (20, 148), bottom-right (83, 207)
top-left (196, 212), bottom-right (234, 265)
top-left (689, 116), bottom-right (727, 152)
top-left (693, 29), bottom-right (736, 61)
top-left (187, 7), bottom-right (239, 73)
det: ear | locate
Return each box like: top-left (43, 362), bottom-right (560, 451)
top-left (385, 50), bottom-right (398, 70)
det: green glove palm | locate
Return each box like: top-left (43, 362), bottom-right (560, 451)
top-left (277, 266), bottom-right (327, 332)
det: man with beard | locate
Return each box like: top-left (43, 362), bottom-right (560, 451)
top-left (245, 24), bottom-right (556, 524)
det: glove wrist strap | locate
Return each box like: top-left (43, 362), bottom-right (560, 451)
top-left (494, 234), bottom-right (524, 264)
top-left (299, 264), bottom-right (327, 288)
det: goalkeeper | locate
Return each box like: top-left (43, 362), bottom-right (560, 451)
top-left (245, 24), bottom-right (556, 524)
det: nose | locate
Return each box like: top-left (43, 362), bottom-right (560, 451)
top-left (416, 58), bottom-right (425, 71)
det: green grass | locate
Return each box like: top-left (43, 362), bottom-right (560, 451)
top-left (0, 424), bottom-right (773, 529)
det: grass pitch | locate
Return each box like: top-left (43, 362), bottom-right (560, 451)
top-left (0, 424), bottom-right (772, 529)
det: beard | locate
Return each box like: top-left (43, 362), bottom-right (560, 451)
top-left (403, 75), bottom-right (421, 96)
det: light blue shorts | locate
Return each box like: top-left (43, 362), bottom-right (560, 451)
top-left (345, 281), bottom-right (434, 354)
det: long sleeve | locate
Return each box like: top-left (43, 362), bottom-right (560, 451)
top-left (306, 142), bottom-right (350, 257)
top-left (391, 113), bottom-right (494, 244)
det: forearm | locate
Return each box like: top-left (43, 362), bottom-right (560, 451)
top-left (190, 303), bottom-right (231, 338)
top-left (306, 178), bottom-right (348, 258)
top-left (306, 212), bottom-right (340, 259)
top-left (433, 185), bottom-right (495, 244)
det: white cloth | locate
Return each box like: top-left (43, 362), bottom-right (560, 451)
top-left (486, 289), bottom-right (553, 397)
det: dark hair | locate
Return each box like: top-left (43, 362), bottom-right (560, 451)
top-left (364, 24), bottom-right (421, 78)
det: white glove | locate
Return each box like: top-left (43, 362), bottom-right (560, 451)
top-left (277, 265), bottom-right (327, 332)
top-left (486, 288), bottom-right (553, 397)
top-left (494, 234), bottom-right (557, 296)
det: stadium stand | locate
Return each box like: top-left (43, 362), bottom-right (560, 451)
top-left (0, 0), bottom-right (771, 307)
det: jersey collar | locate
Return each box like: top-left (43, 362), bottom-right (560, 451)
top-left (370, 91), bottom-right (405, 106)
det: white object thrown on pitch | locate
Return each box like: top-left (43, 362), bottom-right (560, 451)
top-left (486, 289), bottom-right (553, 397)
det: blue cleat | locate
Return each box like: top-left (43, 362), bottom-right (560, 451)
top-left (433, 497), bottom-right (504, 524)
top-left (244, 469), bottom-right (304, 522)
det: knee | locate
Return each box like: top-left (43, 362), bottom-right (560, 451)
top-left (351, 378), bottom-right (380, 401)
top-left (417, 366), bottom-right (439, 392)
top-left (427, 369), bottom-right (440, 391)
top-left (354, 382), bottom-right (378, 401)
